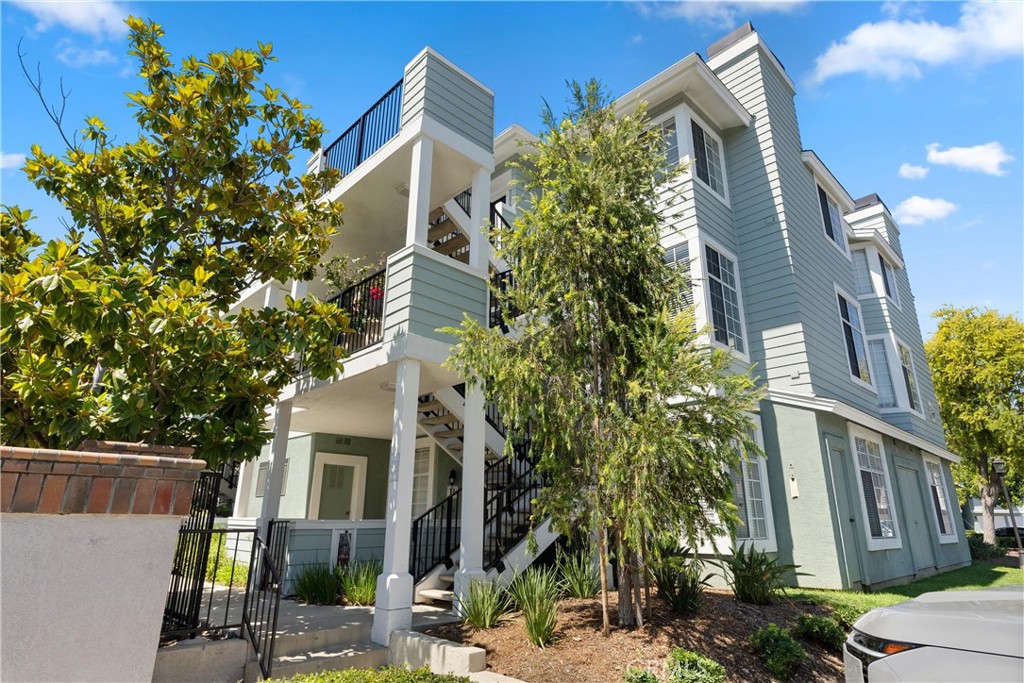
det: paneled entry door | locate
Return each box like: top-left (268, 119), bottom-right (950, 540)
top-left (896, 465), bottom-right (937, 572)
top-left (308, 453), bottom-right (367, 520)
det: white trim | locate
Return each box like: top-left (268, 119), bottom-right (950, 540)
top-left (706, 30), bottom-right (796, 96)
top-left (923, 455), bottom-right (959, 545)
top-left (835, 284), bottom-right (876, 393)
top-left (877, 253), bottom-right (902, 310)
top-left (848, 423), bottom-right (902, 552)
top-left (687, 112), bottom-right (731, 207)
top-left (493, 124), bottom-right (537, 163)
top-left (405, 46), bottom-right (494, 96)
top-left (734, 415), bottom-right (777, 554)
top-left (866, 334), bottom-right (901, 411)
top-left (695, 234), bottom-right (749, 362)
top-left (411, 439), bottom-right (436, 518)
top-left (816, 182), bottom-right (852, 259)
top-left (801, 151), bottom-right (855, 210)
top-left (893, 335), bottom-right (925, 418)
top-left (307, 452), bottom-right (368, 521)
top-left (765, 388), bottom-right (961, 463)
top-left (849, 230), bottom-right (904, 271)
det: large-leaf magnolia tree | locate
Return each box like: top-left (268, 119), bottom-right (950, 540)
top-left (0, 18), bottom-right (347, 467)
top-left (444, 81), bottom-right (761, 633)
top-left (925, 306), bottom-right (1024, 544)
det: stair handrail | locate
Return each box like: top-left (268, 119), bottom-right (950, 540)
top-left (409, 487), bottom-right (462, 583)
top-left (242, 536), bottom-right (283, 679)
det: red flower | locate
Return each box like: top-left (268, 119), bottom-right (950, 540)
top-left (370, 286), bottom-right (384, 301)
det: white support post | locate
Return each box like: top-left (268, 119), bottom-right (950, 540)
top-left (371, 359), bottom-right (421, 645)
top-left (259, 402), bottom-right (292, 537)
top-left (468, 167), bottom-right (491, 273)
top-left (405, 137), bottom-right (434, 247)
top-left (454, 379), bottom-right (487, 613)
top-left (289, 279), bottom-right (308, 301)
top-left (232, 460), bottom-right (251, 518)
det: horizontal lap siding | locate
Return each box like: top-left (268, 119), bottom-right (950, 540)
top-left (353, 528), bottom-right (386, 563)
top-left (385, 251), bottom-right (487, 343)
top-left (717, 51), bottom-right (808, 391)
top-left (403, 52), bottom-right (493, 152)
top-left (282, 528), bottom-right (332, 594)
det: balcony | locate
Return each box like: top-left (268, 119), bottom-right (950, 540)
top-left (322, 79), bottom-right (404, 179)
top-left (326, 268), bottom-right (387, 356)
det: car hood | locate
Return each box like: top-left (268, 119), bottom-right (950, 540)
top-left (853, 586), bottom-right (1024, 658)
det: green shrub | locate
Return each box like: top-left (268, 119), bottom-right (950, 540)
top-left (205, 534), bottom-right (249, 587)
top-left (793, 614), bottom-right (845, 652)
top-left (719, 545), bottom-right (802, 605)
top-left (654, 557), bottom-right (712, 616)
top-left (268, 665), bottom-right (470, 682)
top-left (996, 536), bottom-right (1018, 550)
top-left (665, 648), bottom-right (726, 683)
top-left (829, 604), bottom-right (866, 630)
top-left (750, 624), bottom-right (807, 681)
top-left (337, 560), bottom-right (381, 605)
top-left (966, 531), bottom-right (1008, 560)
top-left (461, 580), bottom-right (508, 629)
top-left (623, 666), bottom-right (659, 683)
top-left (509, 566), bottom-right (560, 647)
top-left (294, 563), bottom-right (340, 605)
top-left (557, 550), bottom-right (600, 599)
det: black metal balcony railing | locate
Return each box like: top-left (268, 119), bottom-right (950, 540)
top-left (327, 268), bottom-right (387, 355)
top-left (323, 79), bottom-right (404, 178)
top-left (489, 269), bottom-right (516, 331)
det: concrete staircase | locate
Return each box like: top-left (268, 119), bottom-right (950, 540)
top-left (269, 620), bottom-right (387, 679)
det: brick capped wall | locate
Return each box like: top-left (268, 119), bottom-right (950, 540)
top-left (0, 443), bottom-right (206, 516)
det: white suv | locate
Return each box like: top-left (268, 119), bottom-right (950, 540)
top-left (844, 585), bottom-right (1024, 682)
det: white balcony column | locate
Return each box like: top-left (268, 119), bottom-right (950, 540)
top-left (232, 460), bottom-right (251, 518)
top-left (468, 167), bottom-right (491, 273)
top-left (371, 358), bottom-right (422, 644)
top-left (454, 378), bottom-right (487, 614)
top-left (258, 401), bottom-right (293, 537)
top-left (289, 279), bottom-right (308, 301)
top-left (405, 136), bottom-right (434, 247)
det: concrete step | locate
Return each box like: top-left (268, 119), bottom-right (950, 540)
top-left (437, 574), bottom-right (455, 585)
top-left (271, 641), bottom-right (387, 679)
top-left (273, 622), bottom-right (372, 658)
top-left (418, 588), bottom-right (455, 603)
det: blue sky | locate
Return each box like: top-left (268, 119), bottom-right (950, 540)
top-left (2, 1), bottom-right (1021, 337)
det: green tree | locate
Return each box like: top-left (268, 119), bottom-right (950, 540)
top-left (444, 81), bottom-right (761, 632)
top-left (925, 307), bottom-right (1024, 544)
top-left (1, 18), bottom-right (347, 466)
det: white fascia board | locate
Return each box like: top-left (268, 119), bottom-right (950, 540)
top-left (801, 151), bottom-right (855, 211)
top-left (615, 53), bottom-right (752, 131)
top-left (494, 124), bottom-right (538, 164)
top-left (404, 46), bottom-right (494, 97)
top-left (847, 202), bottom-right (902, 238)
top-left (848, 229), bottom-right (905, 269)
top-left (765, 388), bottom-right (960, 463)
top-left (706, 31), bottom-right (796, 96)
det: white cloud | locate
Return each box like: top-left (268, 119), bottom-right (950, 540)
top-left (10, 1), bottom-right (129, 40)
top-left (1, 153), bottom-right (27, 170)
top-left (893, 196), bottom-right (958, 225)
top-left (898, 163), bottom-right (929, 179)
top-left (925, 141), bottom-right (1014, 176)
top-left (56, 42), bottom-right (117, 68)
top-left (812, 1), bottom-right (1023, 83)
top-left (637, 1), bottom-right (808, 30)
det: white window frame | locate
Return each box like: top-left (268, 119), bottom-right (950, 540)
top-left (835, 285), bottom-right (876, 393)
top-left (851, 248), bottom-right (875, 297)
top-left (254, 459), bottom-right (289, 498)
top-left (923, 455), bottom-right (959, 544)
top-left (695, 234), bottom-right (749, 362)
top-left (894, 337), bottom-right (924, 417)
top-left (411, 439), bottom-right (436, 519)
top-left (687, 114), bottom-right (730, 205)
top-left (664, 239), bottom-right (694, 315)
top-left (307, 452), bottom-right (368, 521)
top-left (817, 184), bottom-right (851, 258)
top-left (866, 335), bottom-right (900, 411)
top-left (848, 423), bottom-right (902, 551)
top-left (877, 254), bottom-right (901, 309)
top-left (732, 416), bottom-right (777, 553)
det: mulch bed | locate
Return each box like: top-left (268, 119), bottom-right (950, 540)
top-left (426, 589), bottom-right (844, 683)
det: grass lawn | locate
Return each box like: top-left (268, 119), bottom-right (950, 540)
top-left (785, 561), bottom-right (1024, 626)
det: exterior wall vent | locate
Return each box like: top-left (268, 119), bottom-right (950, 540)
top-left (335, 436), bottom-right (352, 446)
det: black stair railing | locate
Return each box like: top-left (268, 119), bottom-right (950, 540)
top-left (489, 269), bottom-right (516, 331)
top-left (409, 488), bottom-right (462, 583)
top-left (323, 79), bottom-right (404, 179)
top-left (242, 536), bottom-right (283, 680)
top-left (327, 268), bottom-right (387, 355)
top-left (483, 434), bottom-right (539, 573)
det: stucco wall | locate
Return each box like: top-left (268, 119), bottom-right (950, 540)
top-left (1, 514), bottom-right (181, 682)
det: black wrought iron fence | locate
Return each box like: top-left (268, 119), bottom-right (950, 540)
top-left (242, 537), bottom-right (283, 679)
top-left (323, 79), bottom-right (404, 179)
top-left (409, 489), bottom-right (462, 583)
top-left (327, 268), bottom-right (387, 355)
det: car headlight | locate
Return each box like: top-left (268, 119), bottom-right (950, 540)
top-left (851, 630), bottom-right (922, 658)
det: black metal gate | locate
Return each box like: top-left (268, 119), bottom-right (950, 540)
top-left (162, 470), bottom-right (224, 637)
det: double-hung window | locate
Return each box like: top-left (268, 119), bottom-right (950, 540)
top-left (851, 249), bottom-right (874, 295)
top-left (731, 456), bottom-right (768, 542)
top-left (837, 291), bottom-right (871, 386)
top-left (925, 459), bottom-right (956, 542)
top-left (691, 119), bottom-right (725, 197)
top-left (851, 427), bottom-right (900, 550)
top-left (657, 118), bottom-right (680, 169)
top-left (664, 242), bottom-right (692, 313)
top-left (254, 459), bottom-right (289, 498)
top-left (705, 245), bottom-right (745, 353)
top-left (867, 339), bottom-right (898, 408)
top-left (897, 341), bottom-right (921, 412)
top-left (411, 446), bottom-right (433, 517)
top-left (818, 185), bottom-right (848, 253)
top-left (878, 255), bottom-right (900, 306)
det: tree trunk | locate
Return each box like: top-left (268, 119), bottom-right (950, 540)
top-left (596, 522), bottom-right (611, 637)
top-left (981, 477), bottom-right (1000, 545)
top-left (617, 541), bottom-right (634, 627)
top-left (641, 532), bottom-right (652, 624)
